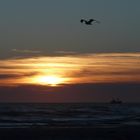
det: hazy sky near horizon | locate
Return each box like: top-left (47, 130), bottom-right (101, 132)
top-left (0, 0), bottom-right (140, 102)
top-left (0, 0), bottom-right (140, 59)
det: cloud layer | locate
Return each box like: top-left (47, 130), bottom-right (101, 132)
top-left (0, 52), bottom-right (140, 86)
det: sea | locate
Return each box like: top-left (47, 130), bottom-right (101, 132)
top-left (0, 103), bottom-right (140, 128)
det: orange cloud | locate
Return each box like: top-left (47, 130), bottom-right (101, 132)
top-left (0, 52), bottom-right (140, 86)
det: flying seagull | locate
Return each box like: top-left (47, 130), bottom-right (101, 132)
top-left (80, 19), bottom-right (100, 25)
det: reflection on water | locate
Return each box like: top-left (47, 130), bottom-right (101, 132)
top-left (0, 103), bottom-right (140, 128)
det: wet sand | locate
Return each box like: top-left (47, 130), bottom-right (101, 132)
top-left (0, 126), bottom-right (140, 140)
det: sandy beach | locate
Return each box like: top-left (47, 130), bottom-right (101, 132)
top-left (0, 126), bottom-right (140, 140)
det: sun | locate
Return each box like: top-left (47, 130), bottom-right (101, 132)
top-left (34, 75), bottom-right (65, 86)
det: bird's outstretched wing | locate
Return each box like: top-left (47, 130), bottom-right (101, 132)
top-left (80, 18), bottom-right (100, 25)
top-left (89, 19), bottom-right (100, 24)
top-left (89, 19), bottom-right (94, 22)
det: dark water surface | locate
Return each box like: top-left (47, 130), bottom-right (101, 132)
top-left (0, 103), bottom-right (140, 128)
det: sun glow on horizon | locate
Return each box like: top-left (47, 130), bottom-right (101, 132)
top-left (0, 52), bottom-right (140, 86)
top-left (31, 75), bottom-right (66, 86)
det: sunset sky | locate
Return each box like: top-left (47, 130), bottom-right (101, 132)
top-left (0, 0), bottom-right (140, 102)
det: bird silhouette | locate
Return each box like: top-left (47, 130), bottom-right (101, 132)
top-left (80, 19), bottom-right (100, 25)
